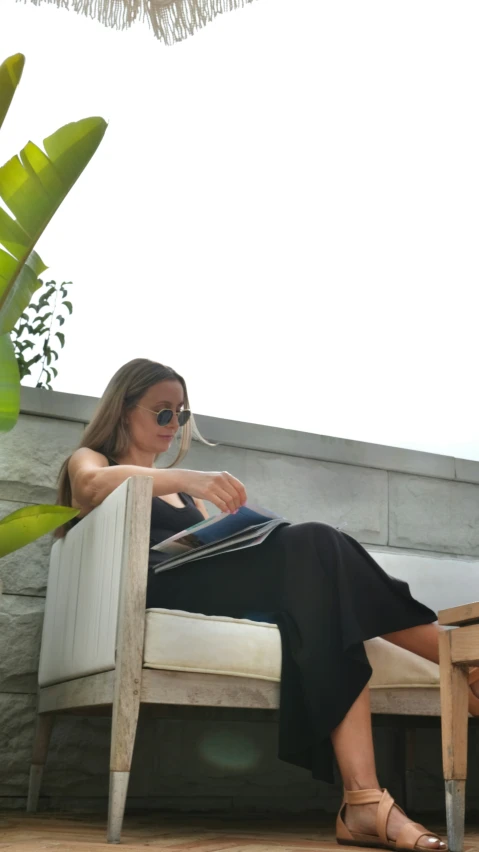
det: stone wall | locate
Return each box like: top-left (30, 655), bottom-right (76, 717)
top-left (1, 387), bottom-right (479, 815)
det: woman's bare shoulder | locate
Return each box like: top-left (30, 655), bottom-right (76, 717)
top-left (68, 447), bottom-right (109, 476)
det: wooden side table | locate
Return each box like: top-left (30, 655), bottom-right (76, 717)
top-left (438, 602), bottom-right (479, 852)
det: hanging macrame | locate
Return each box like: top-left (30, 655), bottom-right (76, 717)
top-left (17, 0), bottom-right (257, 45)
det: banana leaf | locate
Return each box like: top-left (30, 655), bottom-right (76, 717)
top-left (0, 53), bottom-right (107, 432)
top-left (0, 116), bottom-right (108, 335)
top-left (0, 504), bottom-right (79, 558)
top-left (0, 332), bottom-right (20, 431)
top-left (0, 53), bottom-right (24, 130)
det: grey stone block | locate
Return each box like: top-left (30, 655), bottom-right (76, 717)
top-left (455, 457), bottom-right (479, 485)
top-left (180, 444), bottom-right (388, 544)
top-left (20, 386), bottom-right (97, 425)
top-left (0, 481), bottom-right (57, 503)
top-left (42, 716), bottom-right (111, 796)
top-left (0, 594), bottom-right (45, 693)
top-left (0, 693), bottom-right (36, 794)
top-left (0, 501), bottom-right (51, 597)
top-left (21, 714), bottom-right (165, 799)
top-left (194, 415), bottom-right (457, 481)
top-left (0, 699), bottom-right (111, 798)
top-left (0, 414), bottom-right (84, 489)
top-left (0, 797), bottom-right (28, 809)
top-left (389, 473), bottom-right (479, 555)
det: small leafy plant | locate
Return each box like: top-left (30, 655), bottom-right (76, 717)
top-left (12, 279), bottom-right (72, 389)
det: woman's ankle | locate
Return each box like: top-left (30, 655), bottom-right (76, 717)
top-left (342, 776), bottom-right (380, 792)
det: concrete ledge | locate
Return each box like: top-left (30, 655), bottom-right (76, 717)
top-left (195, 415), bottom-right (458, 480)
top-left (20, 387), bottom-right (99, 424)
top-left (19, 387), bottom-right (479, 483)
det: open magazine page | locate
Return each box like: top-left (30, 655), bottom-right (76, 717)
top-left (152, 518), bottom-right (287, 573)
top-left (150, 503), bottom-right (289, 573)
top-left (151, 504), bottom-right (284, 553)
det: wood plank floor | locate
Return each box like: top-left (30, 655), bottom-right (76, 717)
top-left (0, 813), bottom-right (478, 852)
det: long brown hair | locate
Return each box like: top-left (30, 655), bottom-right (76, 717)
top-left (56, 358), bottom-right (209, 536)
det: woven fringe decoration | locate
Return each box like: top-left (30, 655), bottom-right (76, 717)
top-left (16, 0), bottom-right (257, 45)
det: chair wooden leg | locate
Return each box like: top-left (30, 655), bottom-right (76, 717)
top-left (439, 631), bottom-right (469, 852)
top-left (26, 713), bottom-right (55, 813)
top-left (107, 474), bottom-right (151, 843)
top-left (107, 694), bottom-right (141, 843)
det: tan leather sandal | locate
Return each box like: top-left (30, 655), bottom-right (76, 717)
top-left (336, 788), bottom-right (447, 851)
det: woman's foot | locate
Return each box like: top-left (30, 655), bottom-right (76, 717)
top-left (338, 789), bottom-right (446, 850)
top-left (344, 801), bottom-right (445, 849)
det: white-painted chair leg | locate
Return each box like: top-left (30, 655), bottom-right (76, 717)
top-left (107, 771), bottom-right (131, 844)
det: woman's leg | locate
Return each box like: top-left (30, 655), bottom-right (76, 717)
top-left (382, 622), bottom-right (479, 710)
top-left (381, 622), bottom-right (441, 663)
top-left (332, 684), bottom-right (445, 849)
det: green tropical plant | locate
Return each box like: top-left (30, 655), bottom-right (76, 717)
top-left (0, 52), bottom-right (107, 432)
top-left (12, 279), bottom-right (73, 388)
top-left (0, 505), bottom-right (79, 558)
top-left (0, 52), bottom-right (105, 555)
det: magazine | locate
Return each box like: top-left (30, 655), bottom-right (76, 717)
top-left (151, 503), bottom-right (289, 573)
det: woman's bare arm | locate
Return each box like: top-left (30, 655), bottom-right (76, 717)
top-left (69, 448), bottom-right (186, 515)
top-left (68, 448), bottom-right (245, 517)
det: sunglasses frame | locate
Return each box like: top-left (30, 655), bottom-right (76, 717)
top-left (136, 405), bottom-right (191, 427)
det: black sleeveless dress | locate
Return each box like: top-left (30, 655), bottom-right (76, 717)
top-left (115, 461), bottom-right (436, 783)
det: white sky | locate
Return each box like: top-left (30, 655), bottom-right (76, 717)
top-left (1, 0), bottom-right (479, 460)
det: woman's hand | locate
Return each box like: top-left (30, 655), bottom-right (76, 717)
top-left (178, 470), bottom-right (247, 514)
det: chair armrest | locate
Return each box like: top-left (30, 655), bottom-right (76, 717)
top-left (438, 601), bottom-right (479, 627)
top-left (39, 476), bottom-right (153, 688)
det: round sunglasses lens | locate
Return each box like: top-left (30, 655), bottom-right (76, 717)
top-left (157, 410), bottom-right (173, 426)
top-left (178, 410), bottom-right (191, 427)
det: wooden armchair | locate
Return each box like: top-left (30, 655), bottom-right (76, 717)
top-left (27, 475), bottom-right (445, 843)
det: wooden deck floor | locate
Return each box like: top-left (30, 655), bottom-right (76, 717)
top-left (0, 812), bottom-right (478, 852)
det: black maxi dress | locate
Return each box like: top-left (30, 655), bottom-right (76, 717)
top-left (142, 489), bottom-right (437, 785)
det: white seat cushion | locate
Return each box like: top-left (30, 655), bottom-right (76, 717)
top-left (144, 608), bottom-right (439, 689)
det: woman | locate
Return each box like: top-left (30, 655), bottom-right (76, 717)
top-left (57, 358), bottom-right (479, 851)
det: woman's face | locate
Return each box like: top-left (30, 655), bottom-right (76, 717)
top-left (126, 379), bottom-right (186, 455)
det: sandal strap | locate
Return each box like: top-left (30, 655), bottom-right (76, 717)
top-left (396, 821), bottom-right (438, 850)
top-left (343, 788), bottom-right (383, 806)
top-left (376, 789), bottom-right (396, 845)
top-left (341, 788), bottom-right (444, 851)
top-left (344, 788), bottom-right (404, 846)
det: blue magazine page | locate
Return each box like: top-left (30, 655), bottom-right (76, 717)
top-left (151, 503), bottom-right (285, 554)
top-left (152, 518), bottom-right (287, 573)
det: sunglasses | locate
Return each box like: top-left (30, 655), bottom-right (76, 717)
top-left (136, 405), bottom-right (191, 427)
